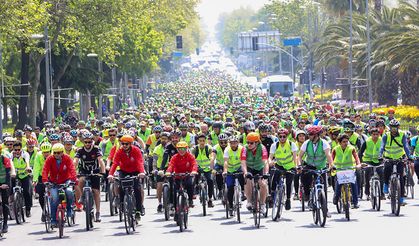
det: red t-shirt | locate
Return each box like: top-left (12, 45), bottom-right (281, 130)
top-left (109, 146), bottom-right (144, 175)
top-left (166, 152), bottom-right (198, 176)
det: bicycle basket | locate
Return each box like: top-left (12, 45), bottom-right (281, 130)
top-left (336, 170), bottom-right (356, 184)
top-left (120, 178), bottom-right (135, 189)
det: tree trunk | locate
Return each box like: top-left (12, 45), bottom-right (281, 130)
top-left (374, 0), bottom-right (381, 11)
top-left (401, 70), bottom-right (419, 107)
top-left (28, 60), bottom-right (41, 127)
top-left (16, 44), bottom-right (30, 129)
top-left (377, 70), bottom-right (398, 106)
top-left (2, 99), bottom-right (7, 125)
top-left (11, 105), bottom-right (18, 124)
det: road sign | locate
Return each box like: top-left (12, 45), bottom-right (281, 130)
top-left (238, 31), bottom-right (280, 52)
top-left (172, 51), bottom-right (183, 58)
top-left (283, 37), bottom-right (302, 46)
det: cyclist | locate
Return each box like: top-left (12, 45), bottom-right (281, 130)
top-left (161, 130), bottom-right (182, 168)
top-left (165, 141), bottom-right (198, 209)
top-left (379, 119), bottom-right (412, 206)
top-left (180, 123), bottom-right (195, 147)
top-left (73, 132), bottom-right (105, 222)
top-left (241, 132), bottom-right (269, 214)
top-left (41, 143), bottom-right (77, 227)
top-left (222, 135), bottom-right (244, 215)
top-left (0, 145), bottom-right (12, 233)
top-left (33, 142), bottom-right (52, 221)
top-left (359, 128), bottom-right (384, 200)
top-left (411, 127), bottom-right (419, 183)
top-left (269, 128), bottom-right (299, 210)
top-left (192, 133), bottom-right (215, 207)
top-left (211, 133), bottom-right (229, 200)
top-left (108, 135), bottom-right (146, 219)
top-left (63, 136), bottom-right (77, 158)
top-left (153, 131), bottom-right (170, 212)
top-left (11, 140), bottom-right (33, 217)
top-left (240, 121), bottom-right (255, 145)
top-left (138, 121), bottom-right (152, 143)
top-left (332, 134), bottom-right (361, 209)
top-left (208, 121), bottom-right (223, 146)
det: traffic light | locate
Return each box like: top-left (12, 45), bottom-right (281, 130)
top-left (321, 71), bottom-right (327, 85)
top-left (176, 35), bottom-right (183, 49)
top-left (252, 37), bottom-right (259, 51)
top-left (196, 48), bottom-right (200, 55)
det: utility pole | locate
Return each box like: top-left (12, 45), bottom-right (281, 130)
top-left (0, 40), bottom-right (3, 139)
top-left (45, 26), bottom-right (53, 121)
top-left (366, 0), bottom-right (372, 113)
top-left (349, 0), bottom-right (354, 107)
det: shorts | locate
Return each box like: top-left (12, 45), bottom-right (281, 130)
top-left (79, 174), bottom-right (101, 190)
top-left (247, 167), bottom-right (264, 176)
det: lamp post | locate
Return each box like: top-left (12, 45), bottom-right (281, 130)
top-left (349, 0), bottom-right (354, 107)
top-left (366, 0), bottom-right (372, 113)
top-left (87, 53), bottom-right (103, 119)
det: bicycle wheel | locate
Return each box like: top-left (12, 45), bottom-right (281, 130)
top-left (119, 198), bottom-right (123, 222)
top-left (163, 185), bottom-right (170, 221)
top-left (0, 207), bottom-right (4, 238)
top-left (178, 195), bottom-right (185, 232)
top-left (391, 178), bottom-right (401, 216)
top-left (109, 183), bottom-right (115, 216)
top-left (147, 176), bottom-right (151, 196)
top-left (225, 187), bottom-right (229, 219)
top-left (123, 194), bottom-right (132, 234)
top-left (13, 192), bottom-right (22, 224)
top-left (183, 196), bottom-right (188, 230)
top-left (235, 185), bottom-right (241, 223)
top-left (299, 185), bottom-right (305, 212)
top-left (252, 188), bottom-right (260, 228)
top-left (84, 190), bottom-right (91, 231)
top-left (374, 180), bottom-right (381, 211)
top-left (57, 208), bottom-right (64, 238)
top-left (336, 197), bottom-right (343, 214)
top-left (311, 191), bottom-right (318, 225)
top-left (271, 190), bottom-right (279, 221)
top-left (318, 189), bottom-right (327, 227)
top-left (20, 193), bottom-right (26, 223)
top-left (369, 180), bottom-right (376, 210)
top-left (342, 185), bottom-right (350, 221)
top-left (201, 183), bottom-right (207, 216)
top-left (44, 196), bottom-right (52, 232)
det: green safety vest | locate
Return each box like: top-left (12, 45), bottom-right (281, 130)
top-left (75, 139), bottom-right (84, 149)
top-left (242, 133), bottom-right (247, 145)
top-left (13, 156), bottom-right (28, 179)
top-left (349, 132), bottom-right (359, 150)
top-left (363, 137), bottom-right (382, 164)
top-left (138, 128), bottom-right (151, 143)
top-left (0, 157), bottom-right (6, 183)
top-left (102, 139), bottom-right (116, 160)
top-left (28, 149), bottom-right (38, 168)
top-left (305, 140), bottom-right (327, 170)
top-left (274, 140), bottom-right (295, 170)
top-left (66, 148), bottom-right (76, 159)
top-left (333, 145), bottom-right (355, 170)
top-left (227, 146), bottom-right (243, 173)
top-left (195, 145), bottom-right (211, 172)
top-left (89, 111), bottom-right (95, 120)
top-left (210, 132), bottom-right (219, 146)
top-left (37, 133), bottom-right (45, 144)
top-left (153, 144), bottom-right (165, 169)
top-left (384, 132), bottom-right (405, 159)
top-left (245, 144), bottom-right (264, 171)
top-left (214, 144), bottom-right (224, 166)
top-left (181, 132), bottom-right (192, 147)
top-left (148, 134), bottom-right (158, 154)
top-left (330, 140), bottom-right (339, 150)
top-left (33, 151), bottom-right (47, 182)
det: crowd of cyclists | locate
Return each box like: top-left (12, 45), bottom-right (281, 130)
top-left (0, 70), bottom-right (418, 235)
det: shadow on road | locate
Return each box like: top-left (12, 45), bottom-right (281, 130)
top-left (296, 224), bottom-right (329, 229)
top-left (163, 229), bottom-right (193, 234)
top-left (380, 213), bottom-right (406, 217)
top-left (330, 218), bottom-right (359, 222)
top-left (220, 220), bottom-right (240, 225)
top-left (239, 225), bottom-right (267, 230)
top-left (210, 216), bottom-right (228, 221)
top-left (190, 213), bottom-right (212, 217)
top-left (28, 230), bottom-right (46, 235)
top-left (39, 235), bottom-right (70, 240)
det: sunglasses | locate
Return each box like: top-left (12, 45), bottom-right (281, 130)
top-left (177, 147), bottom-right (187, 151)
top-left (154, 131), bottom-right (161, 134)
top-left (219, 141), bottom-right (228, 144)
top-left (6, 143), bottom-right (13, 146)
top-left (247, 142), bottom-right (256, 145)
top-left (121, 142), bottom-right (130, 146)
top-left (109, 134), bottom-right (116, 137)
top-left (84, 141), bottom-right (93, 144)
top-left (14, 149), bottom-right (22, 152)
top-left (53, 151), bottom-right (63, 155)
top-left (278, 135), bottom-right (287, 139)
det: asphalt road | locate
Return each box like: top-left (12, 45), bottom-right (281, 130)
top-left (2, 181), bottom-right (418, 245)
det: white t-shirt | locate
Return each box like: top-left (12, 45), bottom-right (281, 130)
top-left (269, 141), bottom-right (298, 155)
top-left (300, 139), bottom-right (330, 153)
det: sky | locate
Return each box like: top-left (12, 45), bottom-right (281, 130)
top-left (197, 0), bottom-right (270, 36)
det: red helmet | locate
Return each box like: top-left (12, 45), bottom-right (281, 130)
top-left (26, 138), bottom-right (37, 146)
top-left (270, 121), bottom-right (279, 128)
top-left (307, 125), bottom-right (323, 135)
top-left (388, 108), bottom-right (395, 114)
top-left (277, 128), bottom-right (289, 135)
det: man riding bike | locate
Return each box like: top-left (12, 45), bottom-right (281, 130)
top-left (0, 145), bottom-right (13, 233)
top-left (33, 142), bottom-right (52, 222)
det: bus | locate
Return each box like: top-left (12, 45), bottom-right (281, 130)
top-left (264, 75), bottom-right (294, 100)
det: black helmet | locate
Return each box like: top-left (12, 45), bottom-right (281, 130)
top-left (389, 119), bottom-right (400, 127)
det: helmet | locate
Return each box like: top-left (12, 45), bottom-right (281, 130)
top-left (283, 120), bottom-right (293, 128)
top-left (179, 123), bottom-right (188, 130)
top-left (405, 131), bottom-right (412, 138)
top-left (26, 138), bottom-right (37, 146)
top-left (160, 132), bottom-right (170, 138)
top-left (307, 126), bottom-right (322, 135)
top-left (91, 128), bottom-right (100, 136)
top-left (243, 121), bottom-right (255, 132)
top-left (4, 137), bottom-right (15, 143)
top-left (171, 130), bottom-right (182, 137)
top-left (163, 125), bottom-right (173, 133)
top-left (212, 121), bottom-right (223, 129)
top-left (300, 112), bottom-right (308, 119)
top-left (218, 133), bottom-right (229, 141)
top-left (369, 113), bottom-right (376, 119)
top-left (176, 141), bottom-right (188, 148)
top-left (40, 142), bottom-right (52, 152)
top-left (229, 135), bottom-right (239, 142)
top-left (389, 119), bottom-right (400, 127)
top-left (153, 126), bottom-right (163, 132)
top-left (270, 121), bottom-right (279, 128)
top-left (354, 124), bottom-right (362, 131)
top-left (49, 134), bottom-right (60, 141)
top-left (23, 125), bottom-right (33, 131)
top-left (125, 122), bottom-right (133, 129)
top-left (388, 108), bottom-right (395, 114)
top-left (70, 129), bottom-right (78, 137)
top-left (51, 143), bottom-right (65, 152)
top-left (246, 132), bottom-right (260, 142)
top-left (120, 135), bottom-right (134, 143)
top-left (62, 136), bottom-right (73, 144)
top-left (329, 126), bottom-right (341, 134)
top-left (128, 129), bottom-right (137, 138)
top-left (343, 127), bottom-right (354, 132)
top-left (14, 130), bottom-right (24, 137)
top-left (258, 123), bottom-right (269, 132)
top-left (295, 130), bottom-right (306, 137)
top-left (277, 128), bottom-right (289, 135)
top-left (82, 132), bottom-right (93, 139)
top-left (46, 128), bottom-right (55, 136)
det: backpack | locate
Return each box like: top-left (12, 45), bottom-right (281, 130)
top-left (193, 145), bottom-right (210, 159)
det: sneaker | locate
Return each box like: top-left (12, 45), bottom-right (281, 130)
top-left (366, 195), bottom-right (370, 201)
top-left (26, 209), bottom-right (31, 218)
top-left (51, 221), bottom-right (58, 228)
top-left (246, 202), bottom-right (252, 211)
top-left (293, 194), bottom-right (298, 201)
top-left (241, 193), bottom-right (247, 201)
top-left (383, 183), bottom-right (389, 194)
top-left (400, 197), bottom-right (407, 206)
top-left (2, 224), bottom-right (8, 233)
top-left (41, 214), bottom-right (46, 222)
top-left (157, 204), bottom-right (163, 213)
top-left (208, 200), bottom-right (214, 208)
top-left (285, 199), bottom-right (291, 210)
top-left (260, 204), bottom-right (266, 214)
top-left (352, 204), bottom-right (360, 209)
top-left (95, 212), bottom-right (101, 222)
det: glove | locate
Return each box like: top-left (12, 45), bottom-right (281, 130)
top-left (245, 173), bottom-right (253, 179)
top-left (165, 172), bottom-right (171, 177)
top-left (222, 172), bottom-right (227, 177)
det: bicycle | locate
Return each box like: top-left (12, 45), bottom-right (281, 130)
top-left (119, 175), bottom-right (140, 234)
top-left (78, 172), bottom-right (102, 231)
top-left (335, 168), bottom-right (356, 221)
top-left (43, 183), bottom-right (53, 233)
top-left (362, 163), bottom-right (384, 211)
top-left (224, 172), bottom-right (243, 222)
top-left (246, 173), bottom-right (269, 228)
top-left (197, 173), bottom-right (208, 216)
top-left (304, 168), bottom-right (328, 227)
top-left (56, 182), bottom-right (75, 238)
top-left (161, 175), bottom-right (172, 221)
top-left (271, 168), bottom-right (295, 221)
top-left (0, 187), bottom-right (5, 238)
top-left (298, 173), bottom-right (306, 212)
top-left (404, 158), bottom-right (415, 199)
top-left (108, 178), bottom-right (119, 217)
top-left (385, 158), bottom-right (404, 216)
top-left (12, 179), bottom-right (26, 224)
top-left (173, 173), bottom-right (190, 232)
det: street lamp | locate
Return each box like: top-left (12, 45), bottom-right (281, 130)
top-left (87, 53), bottom-right (103, 119)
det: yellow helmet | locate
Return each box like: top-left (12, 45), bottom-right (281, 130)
top-left (52, 143), bottom-right (64, 152)
top-left (176, 141), bottom-right (188, 148)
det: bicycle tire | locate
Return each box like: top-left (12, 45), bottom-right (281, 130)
top-left (20, 193), bottom-right (26, 223)
top-left (271, 190), bottom-right (279, 221)
top-left (374, 181), bottom-right (381, 211)
top-left (84, 190), bottom-right (91, 231)
top-left (300, 185), bottom-right (305, 212)
top-left (225, 187), bottom-right (229, 219)
top-left (201, 183), bottom-right (207, 216)
top-left (163, 185), bottom-right (170, 221)
top-left (369, 180), bottom-right (376, 210)
top-left (109, 183), bottom-right (115, 216)
top-left (336, 198), bottom-right (343, 214)
top-left (393, 177), bottom-right (401, 216)
top-left (318, 189), bottom-right (327, 227)
top-left (183, 196), bottom-right (188, 230)
top-left (311, 190), bottom-right (318, 225)
top-left (342, 185), bottom-right (350, 221)
top-left (178, 194), bottom-right (185, 232)
top-left (0, 206), bottom-right (3, 238)
top-left (13, 192), bottom-right (22, 224)
top-left (44, 195), bottom-right (52, 232)
top-left (57, 208), bottom-right (64, 238)
top-left (123, 194), bottom-right (132, 234)
top-left (147, 176), bottom-right (151, 196)
top-left (253, 187), bottom-right (260, 228)
top-left (131, 193), bottom-right (136, 231)
top-left (235, 185), bottom-right (241, 223)
top-left (119, 197), bottom-right (123, 222)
